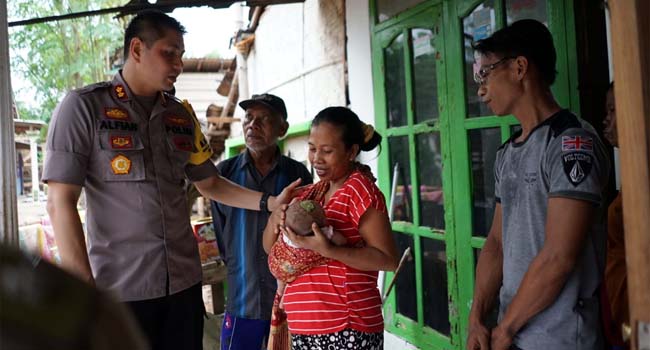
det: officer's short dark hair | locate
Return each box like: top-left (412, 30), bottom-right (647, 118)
top-left (473, 19), bottom-right (557, 86)
top-left (123, 10), bottom-right (186, 59)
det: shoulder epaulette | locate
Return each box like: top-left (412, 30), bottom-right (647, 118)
top-left (75, 81), bottom-right (111, 95)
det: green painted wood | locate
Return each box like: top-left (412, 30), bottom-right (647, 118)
top-left (370, 1), bottom-right (579, 349)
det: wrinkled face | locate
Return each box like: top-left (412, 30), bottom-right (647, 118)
top-left (308, 122), bottom-right (357, 183)
top-left (476, 53), bottom-right (520, 116)
top-left (137, 29), bottom-right (184, 94)
top-left (243, 104), bottom-right (287, 152)
top-left (603, 88), bottom-right (617, 146)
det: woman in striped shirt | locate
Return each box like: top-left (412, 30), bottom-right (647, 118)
top-left (264, 107), bottom-right (399, 350)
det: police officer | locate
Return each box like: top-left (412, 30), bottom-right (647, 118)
top-left (42, 10), bottom-right (299, 350)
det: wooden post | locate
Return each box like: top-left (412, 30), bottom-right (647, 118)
top-left (0, 0), bottom-right (20, 245)
top-left (608, 1), bottom-right (650, 349)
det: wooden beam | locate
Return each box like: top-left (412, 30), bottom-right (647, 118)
top-left (0, 0), bottom-right (19, 245)
top-left (609, 1), bottom-right (650, 349)
top-left (206, 116), bottom-right (240, 124)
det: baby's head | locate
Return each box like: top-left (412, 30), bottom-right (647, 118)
top-left (285, 200), bottom-right (326, 236)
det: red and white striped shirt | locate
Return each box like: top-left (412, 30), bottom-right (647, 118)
top-left (283, 170), bottom-right (388, 335)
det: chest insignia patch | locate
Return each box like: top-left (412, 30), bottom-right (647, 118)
top-left (172, 136), bottom-right (194, 152)
top-left (562, 152), bottom-right (592, 186)
top-left (110, 135), bottom-right (134, 149)
top-left (165, 115), bottom-right (191, 126)
top-left (114, 84), bottom-right (128, 101)
top-left (104, 107), bottom-right (129, 120)
top-left (111, 154), bottom-right (131, 175)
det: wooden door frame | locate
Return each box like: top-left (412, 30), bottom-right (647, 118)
top-left (608, 1), bottom-right (650, 349)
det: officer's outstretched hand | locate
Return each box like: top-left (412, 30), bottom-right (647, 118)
top-left (269, 178), bottom-right (303, 211)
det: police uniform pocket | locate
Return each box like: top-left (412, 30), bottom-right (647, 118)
top-left (98, 133), bottom-right (146, 182)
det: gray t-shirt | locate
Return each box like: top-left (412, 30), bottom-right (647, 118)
top-left (494, 110), bottom-right (609, 350)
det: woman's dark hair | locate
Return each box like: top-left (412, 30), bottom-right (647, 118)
top-left (312, 107), bottom-right (382, 154)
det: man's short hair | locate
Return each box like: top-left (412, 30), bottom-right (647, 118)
top-left (473, 19), bottom-right (557, 86)
top-left (123, 10), bottom-right (186, 59)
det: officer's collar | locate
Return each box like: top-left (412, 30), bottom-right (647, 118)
top-left (112, 71), bottom-right (170, 107)
top-left (111, 71), bottom-right (133, 103)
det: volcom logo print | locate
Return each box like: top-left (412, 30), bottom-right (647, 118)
top-left (562, 152), bottom-right (592, 186)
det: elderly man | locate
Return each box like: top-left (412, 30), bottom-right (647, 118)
top-left (211, 93), bottom-right (312, 350)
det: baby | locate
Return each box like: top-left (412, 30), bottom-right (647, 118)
top-left (268, 200), bottom-right (347, 296)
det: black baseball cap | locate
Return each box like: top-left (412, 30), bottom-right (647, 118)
top-left (239, 93), bottom-right (288, 120)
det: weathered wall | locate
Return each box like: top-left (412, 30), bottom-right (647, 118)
top-left (235, 0), bottom-right (346, 142)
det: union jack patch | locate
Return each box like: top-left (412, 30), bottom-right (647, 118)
top-left (562, 135), bottom-right (593, 152)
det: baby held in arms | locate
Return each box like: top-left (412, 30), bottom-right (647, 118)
top-left (269, 200), bottom-right (348, 296)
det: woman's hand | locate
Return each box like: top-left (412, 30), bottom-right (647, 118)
top-left (282, 223), bottom-right (333, 257)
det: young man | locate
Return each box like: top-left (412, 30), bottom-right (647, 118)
top-left (43, 11), bottom-right (298, 350)
top-left (466, 20), bottom-right (610, 350)
top-left (211, 93), bottom-right (312, 349)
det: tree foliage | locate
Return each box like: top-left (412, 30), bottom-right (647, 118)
top-left (9, 0), bottom-right (126, 123)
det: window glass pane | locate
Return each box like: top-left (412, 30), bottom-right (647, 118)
top-left (469, 128), bottom-right (501, 236)
top-left (389, 136), bottom-right (413, 223)
top-left (422, 237), bottom-right (450, 334)
top-left (411, 28), bottom-right (439, 124)
top-left (463, 0), bottom-right (496, 118)
top-left (506, 0), bottom-right (548, 26)
top-left (473, 248), bottom-right (500, 328)
top-left (394, 232), bottom-right (417, 321)
top-left (385, 34), bottom-right (408, 127)
top-left (417, 132), bottom-right (444, 229)
top-left (377, 0), bottom-right (426, 23)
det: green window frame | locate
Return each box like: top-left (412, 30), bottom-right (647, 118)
top-left (370, 0), bottom-right (579, 349)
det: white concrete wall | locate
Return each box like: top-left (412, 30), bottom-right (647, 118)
top-left (174, 72), bottom-right (227, 127)
top-left (384, 331), bottom-right (420, 349)
top-left (235, 0), bottom-right (347, 164)
top-left (346, 0), bottom-right (379, 176)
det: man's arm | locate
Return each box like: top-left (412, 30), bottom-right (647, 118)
top-left (467, 204), bottom-right (504, 350)
top-left (194, 174), bottom-right (301, 212)
top-left (46, 182), bottom-right (94, 285)
top-left (491, 197), bottom-right (594, 349)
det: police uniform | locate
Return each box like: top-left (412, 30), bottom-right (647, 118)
top-left (42, 72), bottom-right (217, 302)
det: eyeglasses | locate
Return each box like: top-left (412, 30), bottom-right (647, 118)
top-left (473, 56), bottom-right (515, 85)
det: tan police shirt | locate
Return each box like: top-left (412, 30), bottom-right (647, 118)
top-left (42, 72), bottom-right (218, 301)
